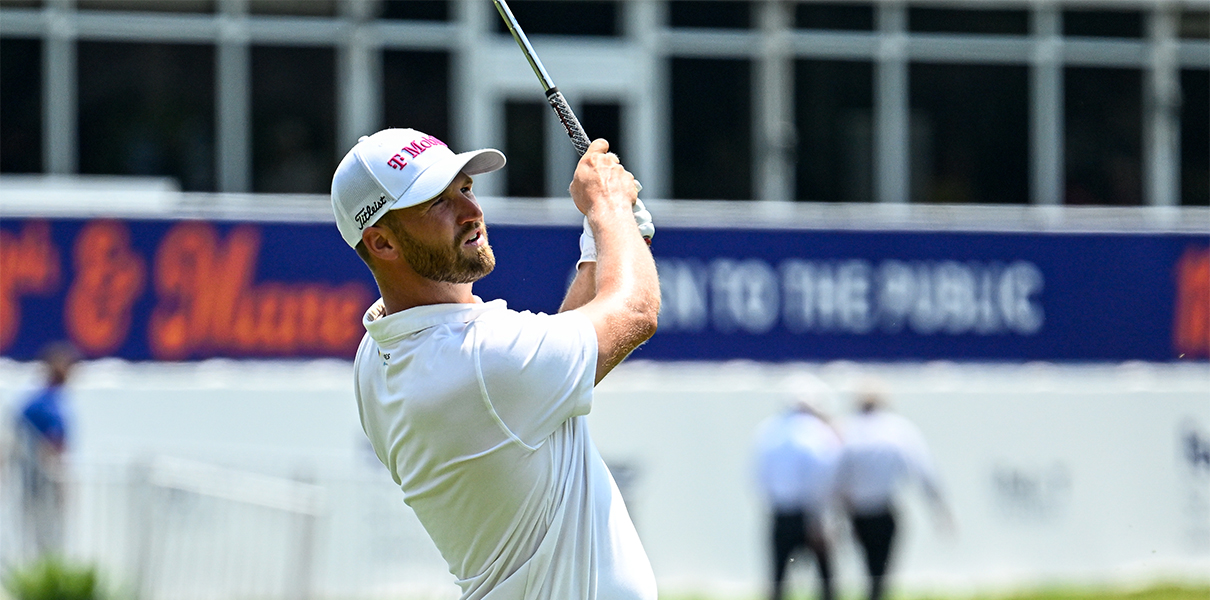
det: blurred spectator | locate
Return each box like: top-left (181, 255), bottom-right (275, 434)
top-left (754, 391), bottom-right (842, 600)
top-left (836, 381), bottom-right (952, 600)
top-left (12, 341), bottom-right (78, 557)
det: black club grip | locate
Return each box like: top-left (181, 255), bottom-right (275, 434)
top-left (545, 88), bottom-right (591, 157)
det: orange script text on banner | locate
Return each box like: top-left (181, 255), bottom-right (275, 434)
top-left (1174, 246), bottom-right (1210, 359)
top-left (65, 220), bottom-right (148, 356)
top-left (149, 222), bottom-right (372, 360)
top-left (0, 221), bottom-right (62, 352)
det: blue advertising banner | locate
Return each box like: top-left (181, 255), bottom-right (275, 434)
top-left (1, 218), bottom-right (1207, 362)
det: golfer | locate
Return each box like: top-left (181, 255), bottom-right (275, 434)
top-left (330, 128), bottom-right (660, 600)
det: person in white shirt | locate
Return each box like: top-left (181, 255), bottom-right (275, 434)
top-left (330, 128), bottom-right (660, 600)
top-left (835, 385), bottom-right (952, 600)
top-left (754, 395), bottom-right (842, 600)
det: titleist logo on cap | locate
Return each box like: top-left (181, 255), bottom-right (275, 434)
top-left (356, 194), bottom-right (389, 230)
top-left (386, 135), bottom-right (448, 171)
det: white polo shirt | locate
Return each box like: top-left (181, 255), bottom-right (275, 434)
top-left (754, 411), bottom-right (842, 513)
top-left (353, 298), bottom-right (657, 600)
top-left (835, 409), bottom-right (943, 515)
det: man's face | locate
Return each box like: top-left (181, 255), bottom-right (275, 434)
top-left (45, 351), bottom-right (76, 386)
top-left (385, 173), bottom-right (495, 284)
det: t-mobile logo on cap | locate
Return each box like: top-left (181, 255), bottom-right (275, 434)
top-left (385, 136), bottom-right (446, 171)
top-left (403, 136), bottom-right (447, 158)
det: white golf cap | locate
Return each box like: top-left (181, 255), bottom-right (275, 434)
top-left (331, 128), bottom-right (506, 248)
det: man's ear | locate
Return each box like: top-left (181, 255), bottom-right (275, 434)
top-left (361, 225), bottom-right (400, 262)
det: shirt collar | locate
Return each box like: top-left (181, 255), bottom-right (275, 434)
top-left (363, 297), bottom-right (508, 344)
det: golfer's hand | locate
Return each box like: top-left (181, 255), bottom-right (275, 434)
top-left (570, 139), bottom-right (637, 218)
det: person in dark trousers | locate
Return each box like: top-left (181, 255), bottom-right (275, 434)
top-left (754, 394), bottom-right (842, 600)
top-left (836, 383), bottom-right (953, 600)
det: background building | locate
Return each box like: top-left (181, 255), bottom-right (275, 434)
top-left (1, 0), bottom-right (1207, 204)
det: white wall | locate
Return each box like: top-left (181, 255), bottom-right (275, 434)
top-left (590, 361), bottom-right (1210, 597)
top-left (2, 359), bottom-right (1208, 598)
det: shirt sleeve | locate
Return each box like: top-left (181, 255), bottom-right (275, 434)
top-left (352, 332), bottom-right (395, 480)
top-left (897, 417), bottom-right (944, 503)
top-left (473, 310), bottom-right (598, 448)
top-left (21, 391), bottom-right (66, 448)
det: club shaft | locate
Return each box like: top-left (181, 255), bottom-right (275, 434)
top-left (494, 0), bottom-right (592, 156)
top-left (494, 0), bottom-right (556, 93)
top-left (492, 0), bottom-right (647, 236)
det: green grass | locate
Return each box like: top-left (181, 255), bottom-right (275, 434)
top-left (666, 585), bottom-right (1210, 600)
top-left (928, 586), bottom-right (1210, 600)
top-left (2, 556), bottom-right (102, 600)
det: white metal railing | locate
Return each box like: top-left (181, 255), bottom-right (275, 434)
top-left (0, 455), bottom-right (455, 600)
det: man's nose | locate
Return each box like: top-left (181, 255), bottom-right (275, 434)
top-left (455, 194), bottom-right (483, 223)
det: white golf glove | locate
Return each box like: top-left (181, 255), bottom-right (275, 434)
top-left (577, 198), bottom-right (655, 267)
top-left (578, 218), bottom-right (597, 267)
top-left (633, 198), bottom-right (655, 241)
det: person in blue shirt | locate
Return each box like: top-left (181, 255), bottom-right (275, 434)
top-left (14, 341), bottom-right (78, 557)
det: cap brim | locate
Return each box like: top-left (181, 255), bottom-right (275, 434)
top-left (394, 148), bottom-right (506, 210)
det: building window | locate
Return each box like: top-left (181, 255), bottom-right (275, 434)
top-left (380, 0), bottom-right (450, 21)
top-left (251, 46), bottom-right (336, 194)
top-left (1181, 69), bottom-right (1209, 205)
top-left (0, 37), bottom-right (42, 174)
top-left (670, 1), bottom-right (752, 29)
top-left (1064, 67), bottom-right (1143, 205)
top-left (1062, 10), bottom-right (1144, 38)
top-left (579, 102), bottom-right (623, 162)
top-left (672, 57), bottom-right (751, 200)
top-left (1179, 10), bottom-right (1209, 39)
top-left (795, 60), bottom-right (873, 202)
top-left (794, 2), bottom-right (874, 31)
top-left (504, 100), bottom-right (546, 198)
top-left (493, 1), bottom-right (620, 37)
top-left (907, 7), bottom-right (1029, 35)
top-left (249, 0), bottom-right (336, 17)
top-left (77, 42), bottom-right (215, 191)
top-left (383, 51), bottom-right (449, 141)
top-left (909, 63), bottom-right (1029, 204)
top-left (76, 0), bottom-right (215, 13)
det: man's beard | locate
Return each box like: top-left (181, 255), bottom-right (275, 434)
top-left (393, 222), bottom-right (495, 284)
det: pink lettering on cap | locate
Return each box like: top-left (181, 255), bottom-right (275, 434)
top-left (402, 135), bottom-right (448, 158)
